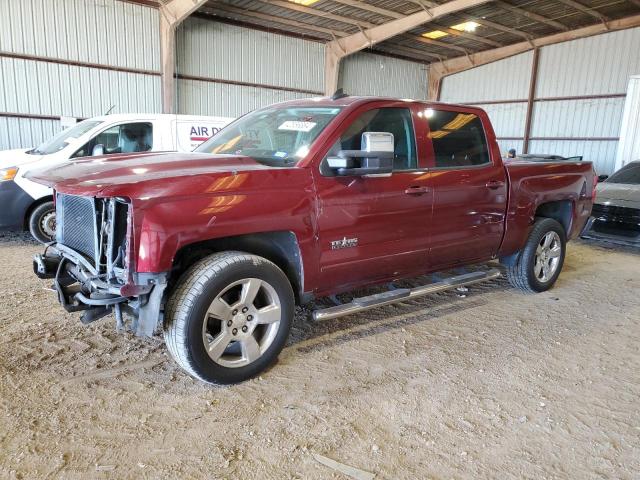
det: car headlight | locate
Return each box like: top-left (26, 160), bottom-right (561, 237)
top-left (0, 166), bottom-right (18, 182)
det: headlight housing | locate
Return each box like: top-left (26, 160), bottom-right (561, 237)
top-left (0, 166), bottom-right (18, 182)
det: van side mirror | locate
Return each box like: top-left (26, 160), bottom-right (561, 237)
top-left (326, 132), bottom-right (394, 177)
top-left (92, 144), bottom-right (105, 156)
top-left (597, 174), bottom-right (609, 183)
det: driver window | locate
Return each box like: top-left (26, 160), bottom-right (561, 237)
top-left (339, 108), bottom-right (417, 171)
top-left (72, 122), bottom-right (153, 158)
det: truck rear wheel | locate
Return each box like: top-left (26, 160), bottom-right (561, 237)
top-left (28, 201), bottom-right (56, 244)
top-left (505, 217), bottom-right (566, 293)
top-left (163, 252), bottom-right (294, 385)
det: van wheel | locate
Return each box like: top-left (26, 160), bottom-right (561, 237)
top-left (505, 218), bottom-right (566, 293)
top-left (163, 252), bottom-right (294, 385)
top-left (28, 201), bottom-right (56, 243)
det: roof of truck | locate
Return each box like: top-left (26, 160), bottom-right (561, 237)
top-left (271, 95), bottom-right (482, 112)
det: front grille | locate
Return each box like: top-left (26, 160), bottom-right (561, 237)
top-left (591, 203), bottom-right (640, 221)
top-left (56, 194), bottom-right (99, 260)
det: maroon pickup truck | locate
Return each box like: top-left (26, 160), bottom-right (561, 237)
top-left (30, 96), bottom-right (596, 385)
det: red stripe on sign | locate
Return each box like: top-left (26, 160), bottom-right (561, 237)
top-left (190, 136), bottom-right (209, 141)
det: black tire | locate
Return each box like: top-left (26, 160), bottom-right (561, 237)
top-left (505, 217), bottom-right (566, 293)
top-left (163, 251), bottom-right (294, 385)
top-left (28, 201), bottom-right (56, 244)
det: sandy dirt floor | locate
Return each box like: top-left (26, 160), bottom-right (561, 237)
top-left (0, 232), bottom-right (638, 479)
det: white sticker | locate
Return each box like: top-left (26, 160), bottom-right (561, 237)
top-left (278, 120), bottom-right (317, 132)
top-left (274, 151), bottom-right (288, 158)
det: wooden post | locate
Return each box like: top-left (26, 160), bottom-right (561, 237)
top-left (160, 0), bottom-right (208, 114)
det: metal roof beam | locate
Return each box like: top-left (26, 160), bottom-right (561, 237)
top-left (202, 4), bottom-right (349, 38)
top-left (329, 0), bottom-right (403, 19)
top-left (324, 0), bottom-right (492, 94)
top-left (427, 23), bottom-right (504, 47)
top-left (457, 14), bottom-right (533, 40)
top-left (555, 0), bottom-right (609, 23)
top-left (203, 4), bottom-right (443, 62)
top-left (379, 0), bottom-right (534, 41)
top-left (494, 1), bottom-right (569, 32)
top-left (260, 0), bottom-right (376, 28)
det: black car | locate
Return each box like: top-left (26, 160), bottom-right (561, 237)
top-left (582, 161), bottom-right (640, 246)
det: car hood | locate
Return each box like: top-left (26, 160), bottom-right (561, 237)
top-left (595, 182), bottom-right (640, 209)
top-left (25, 152), bottom-right (284, 198)
top-left (0, 148), bottom-right (39, 169)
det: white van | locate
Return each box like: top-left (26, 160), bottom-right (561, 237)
top-left (0, 113), bottom-right (233, 242)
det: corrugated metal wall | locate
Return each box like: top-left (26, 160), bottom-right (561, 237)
top-left (176, 17), bottom-right (324, 118)
top-left (535, 28), bottom-right (640, 97)
top-left (440, 51), bottom-right (533, 103)
top-left (338, 51), bottom-right (427, 99)
top-left (616, 75), bottom-right (640, 170)
top-left (440, 27), bottom-right (640, 174)
top-left (176, 18), bottom-right (429, 116)
top-left (534, 27), bottom-right (640, 174)
top-left (0, 0), bottom-right (161, 150)
top-left (177, 79), bottom-right (312, 117)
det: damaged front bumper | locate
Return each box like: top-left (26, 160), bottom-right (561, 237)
top-left (33, 246), bottom-right (167, 336)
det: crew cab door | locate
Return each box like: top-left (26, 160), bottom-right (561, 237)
top-left (423, 107), bottom-right (507, 270)
top-left (311, 104), bottom-right (433, 294)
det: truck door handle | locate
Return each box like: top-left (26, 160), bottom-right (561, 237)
top-left (404, 186), bottom-right (430, 195)
top-left (485, 180), bottom-right (505, 189)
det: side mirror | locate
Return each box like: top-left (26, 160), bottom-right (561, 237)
top-left (92, 144), bottom-right (105, 156)
top-left (327, 132), bottom-right (394, 177)
top-left (597, 174), bottom-right (609, 183)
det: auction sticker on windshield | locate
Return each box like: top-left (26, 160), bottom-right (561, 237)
top-left (278, 121), bottom-right (317, 132)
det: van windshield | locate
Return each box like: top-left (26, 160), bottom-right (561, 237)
top-left (195, 106), bottom-right (341, 165)
top-left (29, 120), bottom-right (102, 155)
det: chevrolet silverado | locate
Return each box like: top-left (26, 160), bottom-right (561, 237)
top-left (29, 95), bottom-right (596, 384)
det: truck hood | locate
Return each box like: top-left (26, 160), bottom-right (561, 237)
top-left (0, 148), bottom-right (39, 169)
top-left (595, 183), bottom-right (640, 209)
top-left (25, 152), bottom-right (281, 198)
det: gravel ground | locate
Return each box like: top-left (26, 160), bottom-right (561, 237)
top-left (0, 232), bottom-right (638, 479)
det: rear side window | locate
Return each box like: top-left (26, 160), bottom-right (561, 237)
top-left (340, 108), bottom-right (417, 170)
top-left (427, 110), bottom-right (490, 168)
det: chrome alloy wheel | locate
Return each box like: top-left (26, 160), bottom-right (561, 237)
top-left (40, 211), bottom-right (56, 239)
top-left (534, 231), bottom-right (562, 282)
top-left (201, 278), bottom-right (282, 368)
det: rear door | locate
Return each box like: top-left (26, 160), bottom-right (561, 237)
top-left (312, 103), bottom-right (433, 294)
top-left (423, 107), bottom-right (507, 270)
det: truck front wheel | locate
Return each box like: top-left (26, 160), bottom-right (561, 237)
top-left (28, 201), bottom-right (56, 244)
top-left (505, 217), bottom-right (566, 293)
top-left (163, 252), bottom-right (294, 385)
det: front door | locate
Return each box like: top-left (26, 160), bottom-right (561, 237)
top-left (423, 108), bottom-right (507, 270)
top-left (312, 105), bottom-right (433, 295)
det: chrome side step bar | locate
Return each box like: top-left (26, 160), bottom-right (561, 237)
top-left (312, 268), bottom-right (501, 321)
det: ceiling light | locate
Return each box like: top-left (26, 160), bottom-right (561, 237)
top-left (287, 0), bottom-right (319, 5)
top-left (451, 21), bottom-right (480, 32)
top-left (423, 30), bottom-right (448, 39)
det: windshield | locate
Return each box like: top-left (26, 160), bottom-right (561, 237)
top-left (607, 162), bottom-right (640, 185)
top-left (195, 106), bottom-right (341, 165)
top-left (30, 120), bottom-right (102, 155)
